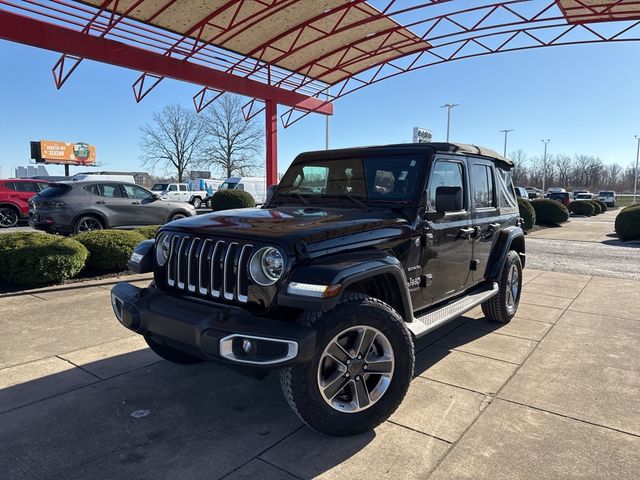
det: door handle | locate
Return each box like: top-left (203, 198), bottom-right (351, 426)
top-left (488, 223), bottom-right (501, 230)
top-left (459, 227), bottom-right (476, 239)
top-left (131, 202), bottom-right (141, 205)
top-left (96, 201), bottom-right (107, 205)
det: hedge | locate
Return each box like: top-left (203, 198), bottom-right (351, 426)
top-left (531, 198), bottom-right (569, 225)
top-left (517, 197), bottom-right (536, 232)
top-left (75, 230), bottom-right (146, 272)
top-left (567, 201), bottom-right (595, 216)
top-left (134, 225), bottom-right (161, 239)
top-left (209, 189), bottom-right (256, 211)
top-left (588, 200), bottom-right (603, 215)
top-left (615, 204), bottom-right (640, 240)
top-left (594, 199), bottom-right (607, 213)
top-left (0, 233), bottom-right (88, 286)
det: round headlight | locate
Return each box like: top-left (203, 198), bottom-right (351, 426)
top-left (250, 247), bottom-right (284, 286)
top-left (155, 234), bottom-right (171, 267)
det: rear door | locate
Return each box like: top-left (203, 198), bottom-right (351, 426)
top-left (179, 184), bottom-right (190, 201)
top-left (85, 183), bottom-right (131, 226)
top-left (12, 181), bottom-right (41, 213)
top-left (469, 159), bottom-right (500, 284)
top-left (422, 156), bottom-right (473, 303)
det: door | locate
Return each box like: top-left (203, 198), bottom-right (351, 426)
top-left (122, 184), bottom-right (167, 225)
top-left (469, 160), bottom-right (500, 283)
top-left (85, 183), bottom-right (132, 226)
top-left (422, 157), bottom-right (473, 303)
top-left (166, 184), bottom-right (180, 201)
top-left (12, 181), bottom-right (41, 212)
top-left (179, 184), bottom-right (190, 201)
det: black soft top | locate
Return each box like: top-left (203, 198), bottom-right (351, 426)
top-left (295, 142), bottom-right (513, 169)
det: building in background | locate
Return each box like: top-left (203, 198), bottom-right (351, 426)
top-left (14, 165), bottom-right (51, 178)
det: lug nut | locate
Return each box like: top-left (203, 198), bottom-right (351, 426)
top-left (357, 354), bottom-right (362, 360)
top-left (355, 375), bottom-right (361, 381)
top-left (346, 359), bottom-right (351, 365)
top-left (363, 365), bottom-right (368, 370)
top-left (345, 372), bottom-right (350, 378)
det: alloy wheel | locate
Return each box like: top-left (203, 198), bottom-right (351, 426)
top-left (77, 218), bottom-right (102, 232)
top-left (506, 264), bottom-right (519, 309)
top-left (0, 208), bottom-right (18, 228)
top-left (317, 325), bottom-right (394, 413)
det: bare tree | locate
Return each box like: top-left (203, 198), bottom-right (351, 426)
top-left (200, 94), bottom-right (263, 178)
top-left (139, 104), bottom-right (207, 182)
top-left (554, 154), bottom-right (573, 188)
top-left (509, 149), bottom-right (528, 185)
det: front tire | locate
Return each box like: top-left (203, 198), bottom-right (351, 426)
top-left (280, 293), bottom-right (414, 436)
top-left (482, 250), bottom-right (522, 323)
top-left (191, 197), bottom-right (202, 209)
top-left (144, 336), bottom-right (204, 364)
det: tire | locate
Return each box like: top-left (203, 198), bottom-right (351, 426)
top-left (144, 336), bottom-right (204, 364)
top-left (280, 293), bottom-right (414, 436)
top-left (481, 250), bottom-right (523, 323)
top-left (192, 197), bottom-right (202, 209)
top-left (74, 215), bottom-right (104, 234)
top-left (169, 213), bottom-right (186, 222)
top-left (0, 206), bottom-right (19, 228)
top-left (205, 198), bottom-right (213, 209)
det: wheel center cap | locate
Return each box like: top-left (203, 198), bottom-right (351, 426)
top-left (348, 359), bottom-right (364, 375)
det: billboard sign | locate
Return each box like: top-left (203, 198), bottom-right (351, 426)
top-left (32, 140), bottom-right (96, 166)
top-left (412, 127), bottom-right (432, 144)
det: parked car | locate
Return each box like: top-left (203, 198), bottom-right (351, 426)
top-left (572, 189), bottom-right (589, 198)
top-left (151, 182), bottom-right (208, 208)
top-left (514, 186), bottom-right (529, 199)
top-left (219, 176), bottom-right (267, 204)
top-left (525, 186), bottom-right (543, 199)
top-left (112, 142), bottom-right (525, 436)
top-left (547, 191), bottom-right (572, 206)
top-left (29, 181), bottom-right (196, 234)
top-left (547, 187), bottom-right (566, 194)
top-left (598, 190), bottom-right (616, 207)
top-left (574, 193), bottom-right (596, 200)
top-left (0, 178), bottom-right (50, 228)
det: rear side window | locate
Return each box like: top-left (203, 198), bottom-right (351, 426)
top-left (471, 164), bottom-right (496, 209)
top-left (39, 184), bottom-right (72, 198)
top-left (13, 182), bottom-right (40, 193)
top-left (169, 185), bottom-right (178, 191)
top-left (426, 160), bottom-right (465, 211)
top-left (496, 167), bottom-right (516, 208)
top-left (237, 183), bottom-right (245, 191)
top-left (1, 182), bottom-right (16, 190)
top-left (84, 183), bottom-right (123, 198)
top-left (179, 185), bottom-right (188, 192)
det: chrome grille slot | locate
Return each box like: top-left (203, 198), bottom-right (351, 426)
top-left (165, 234), bottom-right (254, 304)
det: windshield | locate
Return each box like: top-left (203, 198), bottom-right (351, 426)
top-left (151, 184), bottom-right (168, 191)
top-left (599, 191), bottom-right (614, 195)
top-left (37, 184), bottom-right (72, 198)
top-left (271, 155), bottom-right (425, 206)
top-left (576, 194), bottom-right (591, 199)
top-left (219, 182), bottom-right (238, 190)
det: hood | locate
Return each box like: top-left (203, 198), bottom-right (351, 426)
top-left (163, 206), bottom-right (411, 252)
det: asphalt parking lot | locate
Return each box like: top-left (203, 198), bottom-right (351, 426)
top-left (1, 268), bottom-right (639, 479)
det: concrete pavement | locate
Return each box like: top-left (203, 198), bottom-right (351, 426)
top-left (1, 269), bottom-right (640, 479)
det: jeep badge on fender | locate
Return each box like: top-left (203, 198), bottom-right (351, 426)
top-left (111, 142), bottom-right (524, 436)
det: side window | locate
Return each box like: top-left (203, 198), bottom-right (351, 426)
top-left (14, 182), bottom-right (40, 193)
top-left (123, 184), bottom-right (151, 200)
top-left (471, 164), bottom-right (495, 208)
top-left (36, 182), bottom-right (49, 192)
top-left (426, 160), bottom-right (465, 211)
top-left (2, 182), bottom-right (16, 191)
top-left (179, 185), bottom-right (188, 192)
top-left (169, 185), bottom-right (178, 192)
top-left (86, 183), bottom-right (123, 198)
top-left (237, 183), bottom-right (244, 191)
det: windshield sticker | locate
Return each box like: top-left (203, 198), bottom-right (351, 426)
top-left (398, 171), bottom-right (408, 181)
top-left (410, 160), bottom-right (416, 167)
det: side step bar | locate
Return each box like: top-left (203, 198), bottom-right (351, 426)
top-left (407, 283), bottom-right (499, 338)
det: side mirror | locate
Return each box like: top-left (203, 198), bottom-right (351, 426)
top-left (435, 186), bottom-right (463, 213)
top-left (152, 193), bottom-right (161, 201)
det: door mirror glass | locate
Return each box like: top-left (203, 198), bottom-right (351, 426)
top-left (152, 193), bottom-right (161, 201)
top-left (435, 186), bottom-right (463, 213)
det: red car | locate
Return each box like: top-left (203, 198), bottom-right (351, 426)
top-left (0, 179), bottom-right (50, 228)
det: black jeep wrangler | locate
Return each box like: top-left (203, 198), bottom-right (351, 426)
top-left (112, 143), bottom-right (525, 436)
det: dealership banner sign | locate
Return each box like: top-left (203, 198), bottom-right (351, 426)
top-left (31, 140), bottom-right (96, 165)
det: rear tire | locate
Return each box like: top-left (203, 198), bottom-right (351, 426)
top-left (205, 198), bottom-right (213, 209)
top-left (74, 215), bottom-right (104, 234)
top-left (280, 293), bottom-right (414, 436)
top-left (0, 206), bottom-right (19, 228)
top-left (144, 336), bottom-right (204, 364)
top-left (482, 250), bottom-right (522, 323)
top-left (169, 213), bottom-right (186, 222)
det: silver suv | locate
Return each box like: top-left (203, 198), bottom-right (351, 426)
top-left (29, 181), bottom-right (196, 234)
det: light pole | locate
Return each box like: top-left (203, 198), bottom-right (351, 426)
top-left (500, 129), bottom-right (513, 158)
top-left (541, 139), bottom-right (550, 192)
top-left (325, 88), bottom-right (331, 150)
top-left (441, 103), bottom-right (459, 142)
top-left (634, 135), bottom-right (640, 203)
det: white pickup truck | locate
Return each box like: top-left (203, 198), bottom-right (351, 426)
top-left (151, 182), bottom-right (209, 208)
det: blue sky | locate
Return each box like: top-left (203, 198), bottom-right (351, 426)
top-left (1, 38), bottom-right (639, 179)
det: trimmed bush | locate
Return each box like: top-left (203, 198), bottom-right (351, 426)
top-left (615, 204), bottom-right (640, 240)
top-left (0, 233), bottom-right (88, 286)
top-left (209, 190), bottom-right (256, 211)
top-left (588, 200), bottom-right (603, 215)
top-left (75, 230), bottom-right (146, 272)
top-left (134, 225), bottom-right (161, 239)
top-left (531, 198), bottom-right (569, 225)
top-left (517, 197), bottom-right (536, 232)
top-left (567, 201), bottom-right (595, 216)
top-left (594, 199), bottom-right (607, 213)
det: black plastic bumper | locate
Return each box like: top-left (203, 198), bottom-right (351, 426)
top-left (110, 282), bottom-right (316, 369)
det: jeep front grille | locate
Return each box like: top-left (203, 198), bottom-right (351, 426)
top-left (165, 235), bottom-right (253, 303)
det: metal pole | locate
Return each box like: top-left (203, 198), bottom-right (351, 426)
top-left (500, 129), bottom-right (513, 158)
top-left (541, 139), bottom-right (550, 193)
top-left (325, 88), bottom-right (330, 150)
top-left (634, 135), bottom-right (640, 203)
top-left (441, 104), bottom-right (459, 142)
top-left (265, 99), bottom-right (278, 186)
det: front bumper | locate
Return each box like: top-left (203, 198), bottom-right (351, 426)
top-left (111, 282), bottom-right (316, 369)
